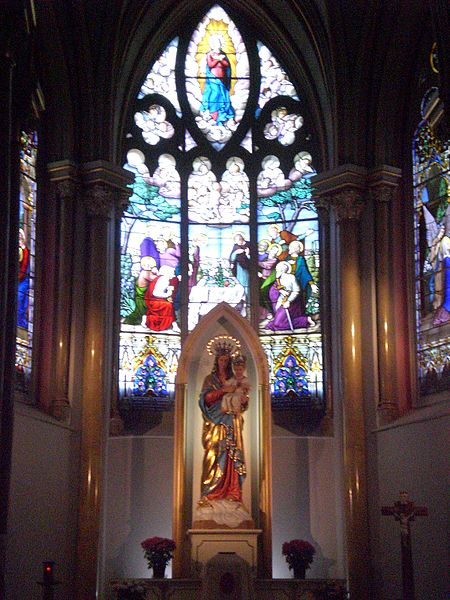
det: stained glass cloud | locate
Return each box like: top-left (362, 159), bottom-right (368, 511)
top-left (120, 4), bottom-right (324, 422)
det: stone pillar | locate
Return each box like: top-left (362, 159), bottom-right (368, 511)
top-left (316, 199), bottom-right (333, 435)
top-left (312, 166), bottom-right (370, 600)
top-left (0, 50), bottom-right (18, 600)
top-left (47, 162), bottom-right (79, 422)
top-left (368, 167), bottom-right (402, 425)
top-left (74, 162), bottom-right (132, 600)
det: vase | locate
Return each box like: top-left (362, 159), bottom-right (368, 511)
top-left (292, 562), bottom-right (306, 579)
top-left (152, 560), bottom-right (166, 578)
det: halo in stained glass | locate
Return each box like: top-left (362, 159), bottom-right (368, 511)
top-left (257, 155), bottom-right (290, 197)
top-left (134, 104), bottom-right (175, 146)
top-left (120, 6), bottom-right (326, 428)
top-left (263, 107), bottom-right (303, 146)
top-left (124, 151), bottom-right (181, 221)
top-left (257, 41), bottom-right (299, 114)
top-left (185, 5), bottom-right (250, 149)
top-left (188, 156), bottom-right (250, 224)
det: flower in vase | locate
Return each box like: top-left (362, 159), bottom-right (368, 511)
top-left (282, 539), bottom-right (316, 571)
top-left (141, 536), bottom-right (176, 570)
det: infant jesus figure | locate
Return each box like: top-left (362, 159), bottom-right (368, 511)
top-left (221, 354), bottom-right (250, 414)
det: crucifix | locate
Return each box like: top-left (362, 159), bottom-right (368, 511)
top-left (381, 492), bottom-right (428, 600)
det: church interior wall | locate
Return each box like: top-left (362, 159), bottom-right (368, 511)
top-left (5, 410), bottom-right (80, 600)
top-left (102, 432), bottom-right (345, 583)
top-left (1, 1), bottom-right (448, 599)
top-left (103, 436), bottom-right (174, 586)
top-left (370, 412), bottom-right (449, 600)
top-left (272, 436), bottom-right (344, 580)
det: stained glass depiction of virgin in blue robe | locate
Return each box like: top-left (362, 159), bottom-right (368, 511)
top-left (200, 34), bottom-right (235, 125)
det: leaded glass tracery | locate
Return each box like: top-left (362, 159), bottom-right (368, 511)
top-left (119, 4), bottom-right (324, 420)
top-left (15, 130), bottom-right (37, 398)
top-left (413, 93), bottom-right (450, 396)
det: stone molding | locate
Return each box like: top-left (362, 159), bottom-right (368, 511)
top-left (82, 160), bottom-right (133, 218)
top-left (312, 164), bottom-right (367, 222)
top-left (368, 165), bottom-right (402, 205)
top-left (312, 164), bottom-right (402, 221)
top-left (329, 188), bottom-right (365, 221)
top-left (369, 184), bottom-right (397, 205)
top-left (377, 402), bottom-right (400, 426)
top-left (51, 397), bottom-right (72, 424)
top-left (83, 182), bottom-right (117, 217)
top-left (48, 178), bottom-right (78, 203)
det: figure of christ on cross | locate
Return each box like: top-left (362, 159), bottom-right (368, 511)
top-left (381, 492), bottom-right (428, 600)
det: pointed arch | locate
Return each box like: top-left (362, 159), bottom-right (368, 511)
top-left (176, 302), bottom-right (269, 384)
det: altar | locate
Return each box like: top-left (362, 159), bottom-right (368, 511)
top-left (110, 576), bottom-right (347, 600)
top-left (103, 304), bottom-right (345, 594)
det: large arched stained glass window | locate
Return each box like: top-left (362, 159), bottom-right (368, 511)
top-left (413, 50), bottom-right (450, 397)
top-left (119, 5), bottom-right (324, 424)
top-left (15, 130), bottom-right (38, 400)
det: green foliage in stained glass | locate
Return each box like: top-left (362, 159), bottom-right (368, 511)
top-left (127, 179), bottom-right (181, 222)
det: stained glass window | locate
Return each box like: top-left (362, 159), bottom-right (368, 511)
top-left (413, 68), bottom-right (450, 396)
top-left (15, 130), bottom-right (38, 398)
top-left (120, 4), bottom-right (324, 423)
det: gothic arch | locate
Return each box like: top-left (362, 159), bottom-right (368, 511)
top-left (112, 0), bottom-right (334, 168)
top-left (176, 302), bottom-right (269, 384)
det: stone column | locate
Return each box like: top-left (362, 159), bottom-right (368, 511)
top-left (368, 167), bottom-right (402, 425)
top-left (312, 166), bottom-right (370, 600)
top-left (0, 50), bottom-right (18, 600)
top-left (47, 162), bottom-right (79, 422)
top-left (316, 199), bottom-right (334, 435)
top-left (74, 162), bottom-right (132, 600)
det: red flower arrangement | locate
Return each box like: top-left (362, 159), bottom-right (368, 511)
top-left (282, 539), bottom-right (316, 570)
top-left (141, 536), bottom-right (176, 570)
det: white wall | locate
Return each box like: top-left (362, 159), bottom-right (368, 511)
top-left (368, 406), bottom-right (449, 600)
top-left (272, 435), bottom-right (345, 579)
top-left (6, 406), bottom-right (80, 600)
top-left (103, 436), bottom-right (174, 582)
top-left (103, 425), bottom-right (346, 585)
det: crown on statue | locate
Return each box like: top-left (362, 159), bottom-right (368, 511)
top-left (232, 353), bottom-right (246, 366)
top-left (207, 335), bottom-right (241, 357)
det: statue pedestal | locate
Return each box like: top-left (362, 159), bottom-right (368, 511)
top-left (188, 529), bottom-right (262, 576)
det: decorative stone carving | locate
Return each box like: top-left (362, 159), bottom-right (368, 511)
top-left (329, 188), bottom-right (365, 221)
top-left (369, 184), bottom-right (396, 205)
top-left (51, 396), bottom-right (71, 423)
top-left (84, 183), bottom-right (116, 217)
top-left (48, 178), bottom-right (78, 204)
top-left (54, 178), bottom-right (78, 202)
top-left (115, 188), bottom-right (133, 219)
top-left (109, 414), bottom-right (124, 436)
top-left (313, 197), bottom-right (331, 224)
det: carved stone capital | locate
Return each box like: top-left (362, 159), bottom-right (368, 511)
top-left (314, 196), bottom-right (331, 212)
top-left (51, 397), bottom-right (71, 423)
top-left (115, 188), bottom-right (133, 219)
top-left (377, 402), bottom-right (400, 426)
top-left (84, 183), bottom-right (117, 218)
top-left (369, 184), bottom-right (397, 205)
top-left (329, 188), bottom-right (365, 221)
top-left (109, 414), bottom-right (124, 436)
top-left (49, 178), bottom-right (78, 204)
